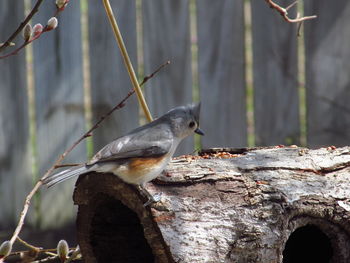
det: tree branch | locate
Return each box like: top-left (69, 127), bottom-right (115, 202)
top-left (102, 0), bottom-right (153, 122)
top-left (265, 0), bottom-right (317, 23)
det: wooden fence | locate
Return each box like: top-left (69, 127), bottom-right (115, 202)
top-left (1, 0), bottom-right (350, 229)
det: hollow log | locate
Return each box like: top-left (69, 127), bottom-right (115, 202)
top-left (73, 146), bottom-right (350, 263)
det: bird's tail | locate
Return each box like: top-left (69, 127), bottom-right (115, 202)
top-left (42, 165), bottom-right (89, 187)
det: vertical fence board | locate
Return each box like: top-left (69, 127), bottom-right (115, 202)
top-left (143, 0), bottom-right (193, 155)
top-left (89, 0), bottom-right (139, 151)
top-left (32, 0), bottom-right (85, 228)
top-left (197, 0), bottom-right (246, 148)
top-left (304, 1), bottom-right (350, 147)
top-left (0, 1), bottom-right (31, 228)
top-left (251, 0), bottom-right (299, 146)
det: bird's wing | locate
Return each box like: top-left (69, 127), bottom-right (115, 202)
top-left (88, 125), bottom-right (173, 165)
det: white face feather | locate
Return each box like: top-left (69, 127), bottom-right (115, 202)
top-left (172, 116), bottom-right (198, 139)
top-left (165, 103), bottom-right (201, 139)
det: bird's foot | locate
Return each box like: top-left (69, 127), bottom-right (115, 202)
top-left (138, 185), bottom-right (162, 207)
top-left (143, 192), bottom-right (162, 207)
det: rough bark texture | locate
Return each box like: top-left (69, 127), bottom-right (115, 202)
top-left (74, 147), bottom-right (350, 263)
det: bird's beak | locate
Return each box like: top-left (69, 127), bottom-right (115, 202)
top-left (195, 127), bottom-right (204, 136)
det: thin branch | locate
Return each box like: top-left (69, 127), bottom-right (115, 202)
top-left (8, 246), bottom-right (80, 263)
top-left (265, 0), bottom-right (317, 23)
top-left (9, 247), bottom-right (74, 257)
top-left (285, 0), bottom-right (298, 11)
top-left (8, 61), bottom-right (170, 247)
top-left (139, 60), bottom-right (170, 86)
top-left (32, 255), bottom-right (57, 263)
top-left (296, 13), bottom-right (303, 37)
top-left (16, 236), bottom-right (41, 252)
top-left (102, 0), bottom-right (153, 122)
top-left (0, 0), bottom-right (44, 53)
top-left (54, 163), bottom-right (81, 169)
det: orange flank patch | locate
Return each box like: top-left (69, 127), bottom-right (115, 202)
top-left (127, 156), bottom-right (167, 177)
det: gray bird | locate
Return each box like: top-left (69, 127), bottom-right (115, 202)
top-left (43, 103), bottom-right (204, 206)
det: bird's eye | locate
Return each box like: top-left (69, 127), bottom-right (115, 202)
top-left (189, 121), bottom-right (196, 128)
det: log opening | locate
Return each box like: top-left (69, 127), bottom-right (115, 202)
top-left (74, 172), bottom-right (174, 263)
top-left (283, 224), bottom-right (333, 263)
top-left (90, 193), bottom-right (154, 262)
top-left (282, 213), bottom-right (350, 263)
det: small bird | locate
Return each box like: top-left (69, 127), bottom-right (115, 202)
top-left (43, 103), bottom-right (204, 206)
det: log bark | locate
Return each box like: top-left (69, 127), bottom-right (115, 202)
top-left (73, 146), bottom-right (350, 263)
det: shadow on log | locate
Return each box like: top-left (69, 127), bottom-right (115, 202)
top-left (73, 147), bottom-right (350, 262)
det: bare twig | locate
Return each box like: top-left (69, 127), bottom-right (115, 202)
top-left (16, 236), bottom-right (41, 252)
top-left (9, 247), bottom-right (75, 257)
top-left (0, 0), bottom-right (44, 53)
top-left (8, 61), bottom-right (169, 248)
top-left (32, 255), bottom-right (57, 263)
top-left (102, 0), bottom-right (153, 122)
top-left (8, 246), bottom-right (80, 263)
top-left (54, 163), bottom-right (81, 169)
top-left (296, 13), bottom-right (303, 36)
top-left (139, 60), bottom-right (170, 86)
top-left (265, 0), bottom-right (317, 23)
top-left (285, 0), bottom-right (298, 11)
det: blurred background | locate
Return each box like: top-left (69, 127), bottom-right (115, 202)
top-left (1, 0), bottom-right (349, 247)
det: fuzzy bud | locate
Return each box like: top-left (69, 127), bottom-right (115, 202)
top-left (57, 240), bottom-right (69, 262)
top-left (47, 17), bottom-right (58, 31)
top-left (56, 0), bottom-right (68, 9)
top-left (23, 24), bottom-right (32, 42)
top-left (0, 241), bottom-right (12, 258)
top-left (32, 23), bottom-right (43, 38)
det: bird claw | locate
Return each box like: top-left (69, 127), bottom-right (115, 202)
top-left (143, 192), bottom-right (162, 207)
top-left (138, 185), bottom-right (162, 207)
